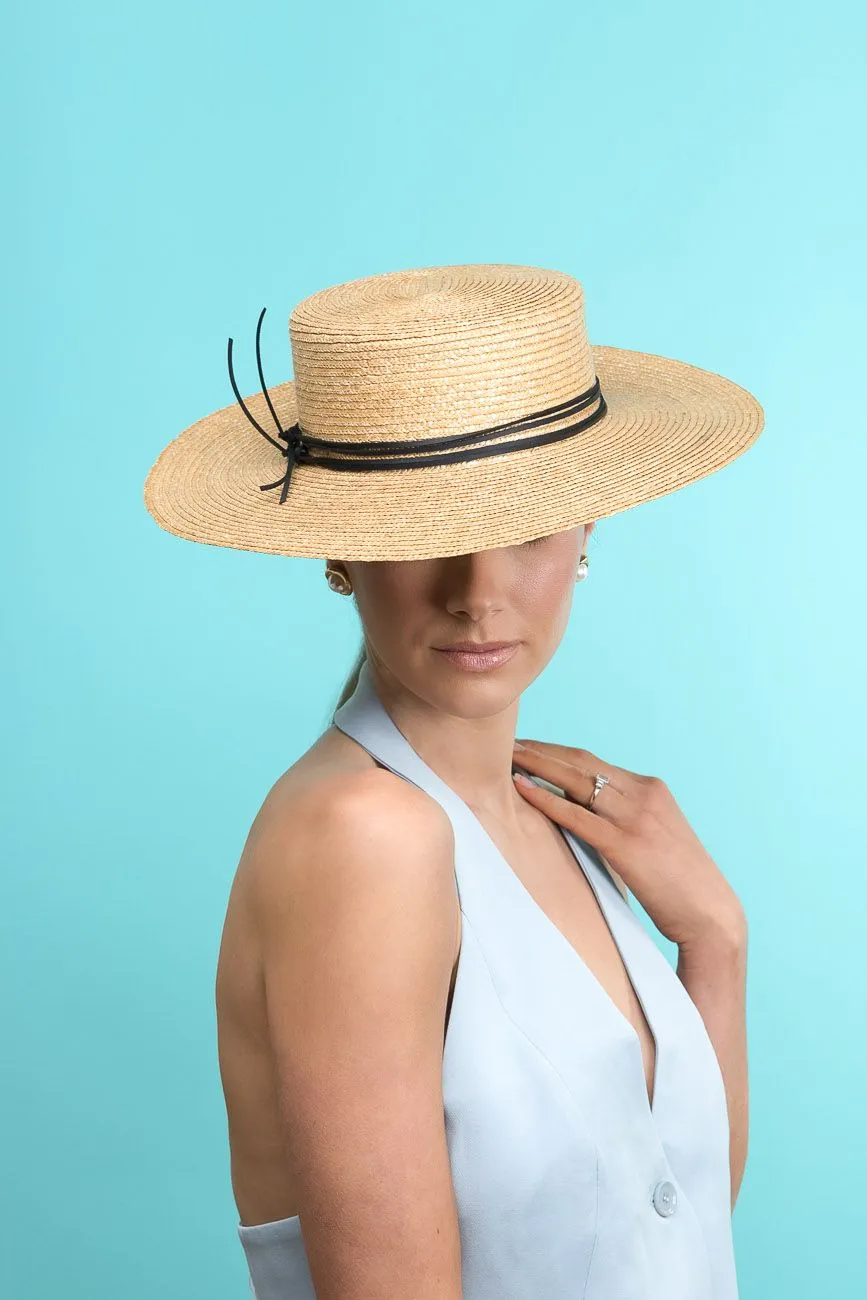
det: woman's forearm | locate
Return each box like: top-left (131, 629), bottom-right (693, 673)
top-left (676, 924), bottom-right (749, 1211)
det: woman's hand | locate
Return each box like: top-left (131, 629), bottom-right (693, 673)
top-left (511, 739), bottom-right (747, 955)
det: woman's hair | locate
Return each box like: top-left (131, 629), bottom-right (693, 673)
top-left (332, 641), bottom-right (367, 714)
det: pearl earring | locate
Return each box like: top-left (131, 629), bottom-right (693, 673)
top-left (325, 565), bottom-right (353, 595)
top-left (575, 552), bottom-right (590, 582)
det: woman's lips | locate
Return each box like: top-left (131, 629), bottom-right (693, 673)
top-left (433, 644), bottom-right (520, 672)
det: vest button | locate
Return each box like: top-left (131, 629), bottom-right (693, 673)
top-left (652, 1179), bottom-right (678, 1217)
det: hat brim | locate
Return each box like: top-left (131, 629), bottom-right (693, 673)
top-left (143, 345), bottom-right (764, 561)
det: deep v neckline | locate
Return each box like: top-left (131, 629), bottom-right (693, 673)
top-left (452, 759), bottom-right (661, 1118)
top-left (515, 817), bottom-right (660, 1118)
top-left (332, 661), bottom-right (663, 1123)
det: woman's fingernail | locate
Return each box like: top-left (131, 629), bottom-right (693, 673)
top-left (513, 741), bottom-right (525, 750)
top-left (513, 770), bottom-right (534, 785)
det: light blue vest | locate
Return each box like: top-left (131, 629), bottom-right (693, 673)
top-left (238, 660), bottom-right (738, 1298)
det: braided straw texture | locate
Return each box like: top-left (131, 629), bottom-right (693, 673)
top-left (143, 264), bottom-right (764, 560)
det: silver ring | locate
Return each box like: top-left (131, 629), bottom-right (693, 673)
top-left (587, 772), bottom-right (610, 811)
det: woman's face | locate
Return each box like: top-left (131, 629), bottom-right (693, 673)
top-left (333, 523), bottom-right (594, 714)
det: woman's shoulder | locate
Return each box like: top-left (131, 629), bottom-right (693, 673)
top-left (268, 722), bottom-right (451, 831)
top-left (238, 724), bottom-right (456, 911)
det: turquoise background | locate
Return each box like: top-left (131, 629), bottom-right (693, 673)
top-left (5, 1), bottom-right (865, 1296)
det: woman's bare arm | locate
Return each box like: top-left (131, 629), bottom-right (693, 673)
top-left (249, 767), bottom-right (463, 1300)
top-left (676, 925), bottom-right (749, 1211)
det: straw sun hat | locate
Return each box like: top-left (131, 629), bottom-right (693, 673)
top-left (143, 263), bottom-right (764, 562)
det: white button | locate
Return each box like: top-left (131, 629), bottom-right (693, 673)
top-left (652, 1179), bottom-right (677, 1217)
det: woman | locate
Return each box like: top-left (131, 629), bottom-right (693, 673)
top-left (144, 263), bottom-right (761, 1300)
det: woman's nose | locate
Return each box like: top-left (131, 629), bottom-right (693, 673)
top-left (441, 551), bottom-right (510, 619)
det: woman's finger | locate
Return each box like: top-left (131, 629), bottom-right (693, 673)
top-left (511, 768), bottom-right (624, 856)
top-left (512, 743), bottom-right (633, 827)
top-left (515, 737), bottom-right (649, 795)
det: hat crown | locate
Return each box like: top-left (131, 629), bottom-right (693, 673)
top-left (288, 264), bottom-right (597, 444)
